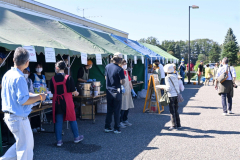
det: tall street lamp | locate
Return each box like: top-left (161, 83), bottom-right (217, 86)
top-left (188, 5), bottom-right (199, 84)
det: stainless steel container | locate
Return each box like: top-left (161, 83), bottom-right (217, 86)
top-left (77, 83), bottom-right (92, 96)
top-left (133, 76), bottom-right (137, 81)
top-left (92, 81), bottom-right (101, 95)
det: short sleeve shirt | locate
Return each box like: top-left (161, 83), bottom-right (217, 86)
top-left (198, 64), bottom-right (203, 72)
top-left (105, 63), bottom-right (125, 92)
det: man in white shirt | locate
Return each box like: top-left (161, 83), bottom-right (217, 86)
top-left (215, 57), bottom-right (237, 115)
top-left (154, 60), bottom-right (165, 94)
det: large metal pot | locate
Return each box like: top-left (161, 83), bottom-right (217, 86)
top-left (92, 81), bottom-right (101, 95)
top-left (133, 76), bottom-right (137, 81)
top-left (77, 82), bottom-right (92, 96)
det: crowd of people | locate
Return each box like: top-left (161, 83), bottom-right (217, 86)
top-left (0, 47), bottom-right (238, 160)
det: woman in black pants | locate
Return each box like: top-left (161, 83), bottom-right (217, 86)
top-left (164, 64), bottom-right (181, 130)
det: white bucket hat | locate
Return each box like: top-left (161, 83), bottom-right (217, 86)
top-left (164, 64), bottom-right (174, 73)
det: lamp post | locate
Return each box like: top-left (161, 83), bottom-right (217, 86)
top-left (188, 5), bottom-right (199, 84)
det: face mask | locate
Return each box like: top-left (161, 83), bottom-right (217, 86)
top-left (36, 68), bottom-right (43, 73)
top-left (122, 65), bottom-right (127, 70)
top-left (23, 74), bottom-right (28, 79)
top-left (89, 66), bottom-right (92, 69)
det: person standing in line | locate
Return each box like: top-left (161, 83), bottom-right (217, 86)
top-left (197, 61), bottom-right (204, 85)
top-left (178, 60), bottom-right (186, 84)
top-left (154, 60), bottom-right (166, 95)
top-left (164, 64), bottom-right (181, 130)
top-left (215, 57), bottom-right (237, 116)
top-left (50, 61), bottom-right (83, 147)
top-left (153, 63), bottom-right (161, 82)
top-left (204, 64), bottom-right (211, 86)
top-left (212, 63), bottom-right (219, 86)
top-left (104, 52), bottom-right (125, 134)
top-left (219, 60), bottom-right (223, 67)
top-left (1, 47), bottom-right (46, 160)
top-left (119, 60), bottom-right (136, 129)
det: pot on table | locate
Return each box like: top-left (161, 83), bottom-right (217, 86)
top-left (77, 82), bottom-right (92, 96)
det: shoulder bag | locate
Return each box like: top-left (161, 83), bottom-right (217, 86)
top-left (169, 78), bottom-right (184, 103)
top-left (160, 90), bottom-right (170, 106)
top-left (217, 66), bottom-right (230, 84)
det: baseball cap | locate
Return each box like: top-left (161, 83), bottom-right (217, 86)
top-left (0, 53), bottom-right (6, 59)
top-left (113, 52), bottom-right (123, 59)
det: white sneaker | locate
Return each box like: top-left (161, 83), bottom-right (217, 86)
top-left (32, 128), bottom-right (38, 133)
top-left (37, 127), bottom-right (45, 131)
top-left (222, 113), bottom-right (227, 116)
top-left (119, 122), bottom-right (126, 128)
top-left (228, 110), bottom-right (233, 114)
top-left (123, 121), bottom-right (132, 126)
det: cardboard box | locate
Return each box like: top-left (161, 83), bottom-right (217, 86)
top-left (81, 105), bottom-right (95, 119)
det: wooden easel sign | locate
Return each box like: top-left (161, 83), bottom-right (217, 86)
top-left (143, 75), bottom-right (164, 114)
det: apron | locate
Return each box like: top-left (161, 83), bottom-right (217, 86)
top-left (33, 73), bottom-right (46, 93)
top-left (77, 67), bottom-right (89, 87)
top-left (122, 71), bottom-right (134, 110)
top-left (52, 75), bottom-right (76, 123)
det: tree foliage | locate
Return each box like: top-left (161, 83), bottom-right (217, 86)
top-left (209, 42), bottom-right (221, 62)
top-left (222, 41), bottom-right (238, 65)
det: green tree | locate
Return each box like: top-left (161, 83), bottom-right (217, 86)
top-left (223, 28), bottom-right (238, 45)
top-left (174, 43), bottom-right (181, 59)
top-left (222, 41), bottom-right (238, 64)
top-left (167, 44), bottom-right (174, 55)
top-left (198, 54), bottom-right (206, 62)
top-left (209, 43), bottom-right (221, 62)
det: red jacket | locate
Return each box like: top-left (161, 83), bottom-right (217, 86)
top-left (187, 63), bottom-right (194, 71)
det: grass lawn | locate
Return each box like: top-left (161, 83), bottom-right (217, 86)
top-left (235, 66), bottom-right (240, 81)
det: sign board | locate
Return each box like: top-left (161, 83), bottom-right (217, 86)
top-left (134, 56), bottom-right (137, 64)
top-left (143, 75), bottom-right (164, 114)
top-left (141, 56), bottom-right (144, 64)
top-left (96, 54), bottom-right (102, 65)
top-left (23, 46), bottom-right (37, 62)
top-left (124, 55), bottom-right (127, 61)
top-left (81, 53), bottom-right (87, 65)
top-left (44, 47), bottom-right (56, 63)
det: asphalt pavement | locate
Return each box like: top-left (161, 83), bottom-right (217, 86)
top-left (2, 84), bottom-right (240, 160)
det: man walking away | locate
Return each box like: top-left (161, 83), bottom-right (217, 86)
top-left (198, 61), bottom-right (203, 85)
top-left (215, 57), bottom-right (236, 116)
top-left (1, 47), bottom-right (46, 160)
top-left (105, 52), bottom-right (125, 134)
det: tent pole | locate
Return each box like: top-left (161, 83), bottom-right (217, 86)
top-left (0, 50), bottom-right (13, 68)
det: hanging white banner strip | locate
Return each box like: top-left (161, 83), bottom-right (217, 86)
top-left (81, 53), bottom-right (87, 65)
top-left (44, 47), bottom-right (56, 63)
top-left (141, 56), bottom-right (144, 64)
top-left (23, 46), bottom-right (37, 62)
top-left (96, 54), bottom-right (102, 65)
top-left (134, 56), bottom-right (137, 64)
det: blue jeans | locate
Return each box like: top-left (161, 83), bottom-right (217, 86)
top-left (55, 114), bottom-right (79, 141)
top-left (120, 109), bottom-right (129, 122)
top-left (221, 93), bottom-right (232, 113)
top-left (160, 78), bottom-right (165, 95)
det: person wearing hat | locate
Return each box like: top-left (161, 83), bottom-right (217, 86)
top-left (77, 60), bottom-right (93, 83)
top-left (163, 64), bottom-right (181, 130)
top-left (105, 52), bottom-right (125, 134)
top-left (23, 67), bottom-right (34, 93)
top-left (50, 61), bottom-right (83, 147)
top-left (198, 61), bottom-right (204, 85)
top-left (178, 60), bottom-right (186, 84)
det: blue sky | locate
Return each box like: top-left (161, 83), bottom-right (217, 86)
top-left (36, 0), bottom-right (240, 45)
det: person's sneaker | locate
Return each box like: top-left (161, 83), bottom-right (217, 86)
top-left (74, 135), bottom-right (84, 143)
top-left (123, 121), bottom-right (132, 126)
top-left (37, 127), bottom-right (45, 131)
top-left (57, 140), bottom-right (63, 147)
top-left (32, 128), bottom-right (38, 133)
top-left (177, 127), bottom-right (182, 130)
top-left (119, 122), bottom-right (126, 128)
top-left (114, 129), bottom-right (121, 134)
top-left (169, 126), bottom-right (176, 130)
top-left (104, 128), bottom-right (113, 133)
top-left (222, 113), bottom-right (227, 116)
top-left (228, 110), bottom-right (233, 114)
